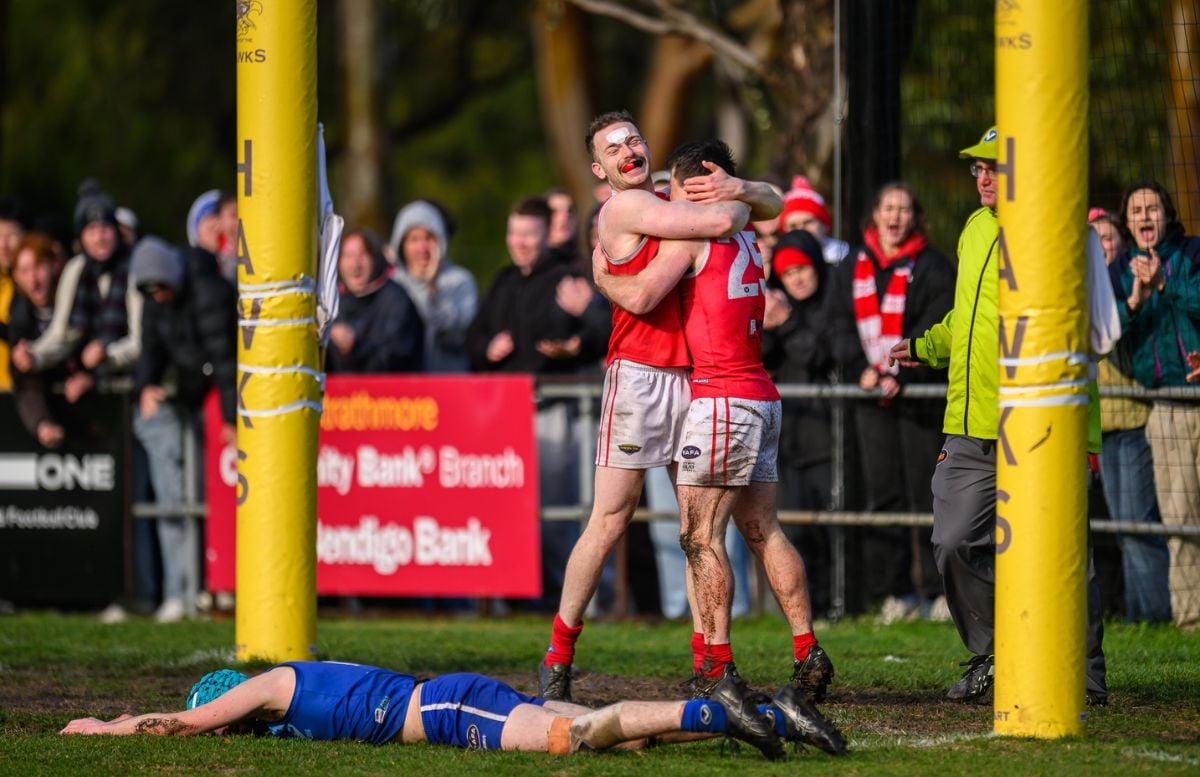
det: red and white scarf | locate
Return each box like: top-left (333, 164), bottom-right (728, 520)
top-left (853, 227), bottom-right (926, 375)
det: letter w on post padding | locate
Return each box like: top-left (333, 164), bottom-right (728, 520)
top-left (999, 315), bottom-right (1029, 379)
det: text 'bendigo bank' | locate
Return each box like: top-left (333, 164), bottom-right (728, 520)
top-left (317, 516), bottom-right (493, 573)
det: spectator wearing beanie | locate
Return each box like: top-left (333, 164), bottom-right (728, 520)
top-left (388, 200), bottom-right (479, 373)
top-left (182, 189), bottom-right (234, 291)
top-left (18, 180), bottom-right (140, 402)
top-left (185, 189), bottom-right (239, 283)
top-left (778, 176), bottom-right (849, 264)
top-left (761, 229), bottom-right (838, 616)
top-left (186, 190), bottom-right (221, 251)
top-left (131, 235), bottom-right (237, 623)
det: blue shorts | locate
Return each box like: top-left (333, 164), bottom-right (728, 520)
top-left (419, 673), bottom-right (543, 750)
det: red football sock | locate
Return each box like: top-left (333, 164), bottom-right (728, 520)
top-left (691, 632), bottom-right (705, 673)
top-left (793, 631), bottom-right (817, 662)
top-left (701, 642), bottom-right (734, 677)
top-left (544, 614), bottom-right (584, 666)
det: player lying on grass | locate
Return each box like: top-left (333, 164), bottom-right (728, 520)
top-left (60, 660), bottom-right (846, 757)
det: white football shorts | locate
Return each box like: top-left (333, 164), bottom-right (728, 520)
top-left (675, 397), bottom-right (780, 487)
top-left (594, 358), bottom-right (690, 469)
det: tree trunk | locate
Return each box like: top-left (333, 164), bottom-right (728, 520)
top-left (772, 0), bottom-right (837, 189)
top-left (638, 35), bottom-right (713, 169)
top-left (339, 0), bottom-right (386, 234)
top-left (532, 0), bottom-right (596, 211)
top-left (1166, 0), bottom-right (1200, 233)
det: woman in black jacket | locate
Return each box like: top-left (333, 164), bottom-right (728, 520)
top-left (326, 229), bottom-right (425, 375)
top-left (828, 181), bottom-right (955, 620)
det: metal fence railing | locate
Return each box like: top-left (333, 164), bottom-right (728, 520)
top-left (538, 380), bottom-right (1200, 618)
top-left (139, 380), bottom-right (1200, 618)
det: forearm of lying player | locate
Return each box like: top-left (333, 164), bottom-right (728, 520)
top-left (60, 670), bottom-right (286, 737)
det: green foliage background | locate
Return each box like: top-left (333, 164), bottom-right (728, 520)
top-left (0, 1), bottom-right (1182, 277)
top-left (900, 0), bottom-right (1176, 257)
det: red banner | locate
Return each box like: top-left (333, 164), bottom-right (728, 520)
top-left (205, 375), bottom-right (541, 597)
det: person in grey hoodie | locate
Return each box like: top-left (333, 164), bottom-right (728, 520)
top-left (131, 236), bottom-right (237, 623)
top-left (388, 200), bottom-right (479, 373)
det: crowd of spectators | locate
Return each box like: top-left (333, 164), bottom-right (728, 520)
top-left (2, 162), bottom-right (1196, 627)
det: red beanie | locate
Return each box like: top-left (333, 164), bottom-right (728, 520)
top-left (778, 175), bottom-right (832, 233)
top-left (772, 246), bottom-right (815, 275)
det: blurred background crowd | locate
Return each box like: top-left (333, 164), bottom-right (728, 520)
top-left (0, 1), bottom-right (1196, 628)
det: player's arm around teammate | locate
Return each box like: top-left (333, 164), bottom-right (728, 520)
top-left (592, 237), bottom-right (703, 314)
top-left (677, 160), bottom-right (783, 222)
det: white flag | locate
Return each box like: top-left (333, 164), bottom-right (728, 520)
top-left (315, 122), bottom-right (343, 348)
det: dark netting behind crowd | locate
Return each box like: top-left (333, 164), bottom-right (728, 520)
top-left (825, 1), bottom-right (1200, 625)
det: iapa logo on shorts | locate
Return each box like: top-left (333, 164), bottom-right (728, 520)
top-left (681, 446), bottom-right (701, 459)
top-left (374, 696), bottom-right (390, 724)
top-left (466, 724), bottom-right (481, 749)
top-left (617, 444), bottom-right (642, 455)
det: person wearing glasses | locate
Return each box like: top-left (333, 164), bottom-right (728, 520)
top-left (888, 126), bottom-right (1109, 705)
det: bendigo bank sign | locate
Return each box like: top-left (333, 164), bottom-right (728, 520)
top-left (206, 375), bottom-right (542, 597)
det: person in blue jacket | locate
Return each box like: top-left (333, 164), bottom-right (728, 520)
top-left (1111, 179), bottom-right (1200, 629)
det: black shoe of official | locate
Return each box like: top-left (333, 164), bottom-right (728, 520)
top-left (945, 654), bottom-right (994, 701)
top-left (538, 662), bottom-right (573, 702)
top-left (791, 645), bottom-right (834, 702)
top-left (770, 683), bottom-right (848, 755)
top-left (1086, 691), bottom-right (1108, 707)
top-left (706, 664), bottom-right (785, 761)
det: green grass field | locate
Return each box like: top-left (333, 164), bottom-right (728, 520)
top-left (1, 613), bottom-right (1197, 775)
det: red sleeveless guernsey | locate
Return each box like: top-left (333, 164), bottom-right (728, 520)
top-left (680, 231), bottom-right (780, 401)
top-left (600, 194), bottom-right (690, 368)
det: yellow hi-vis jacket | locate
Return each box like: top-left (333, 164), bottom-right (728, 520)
top-left (910, 206), bottom-right (1000, 440)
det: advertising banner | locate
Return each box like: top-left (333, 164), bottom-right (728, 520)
top-left (206, 375), bottom-right (541, 597)
top-left (0, 392), bottom-right (130, 604)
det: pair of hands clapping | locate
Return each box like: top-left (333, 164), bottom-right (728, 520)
top-left (1128, 249), bottom-right (1165, 311)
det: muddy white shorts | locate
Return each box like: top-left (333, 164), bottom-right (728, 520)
top-left (675, 397), bottom-right (780, 487)
top-left (595, 358), bottom-right (690, 469)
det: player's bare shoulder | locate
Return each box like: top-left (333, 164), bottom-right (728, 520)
top-left (600, 188), bottom-right (661, 262)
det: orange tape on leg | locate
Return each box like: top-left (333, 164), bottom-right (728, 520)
top-left (548, 716), bottom-right (572, 755)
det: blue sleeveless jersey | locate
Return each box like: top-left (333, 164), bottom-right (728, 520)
top-left (268, 662), bottom-right (416, 744)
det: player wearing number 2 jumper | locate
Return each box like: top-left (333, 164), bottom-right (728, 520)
top-left (594, 140), bottom-right (840, 746)
top-left (538, 111), bottom-right (785, 705)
